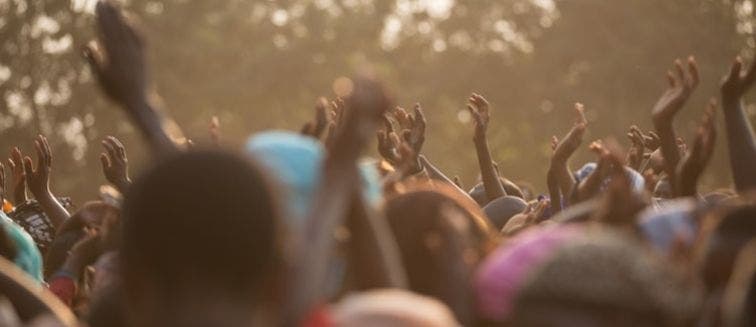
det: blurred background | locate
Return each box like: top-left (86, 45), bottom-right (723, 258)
top-left (1, 0), bottom-right (756, 204)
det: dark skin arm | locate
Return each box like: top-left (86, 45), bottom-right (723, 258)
top-left (651, 57), bottom-right (699, 197)
top-left (549, 103), bottom-right (587, 200)
top-left (676, 100), bottom-right (717, 197)
top-left (418, 155), bottom-right (474, 201)
top-left (285, 76), bottom-right (403, 326)
top-left (300, 98), bottom-right (329, 140)
top-left (85, 1), bottom-right (182, 156)
top-left (468, 93), bottom-right (506, 201)
top-left (345, 191), bottom-right (406, 290)
top-left (574, 141), bottom-right (611, 203)
top-left (23, 135), bottom-right (70, 229)
top-left (100, 136), bottom-right (131, 193)
top-left (719, 57), bottom-right (756, 192)
top-left (8, 147), bottom-right (27, 205)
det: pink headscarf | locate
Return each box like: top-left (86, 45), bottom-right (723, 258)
top-left (474, 225), bottom-right (581, 322)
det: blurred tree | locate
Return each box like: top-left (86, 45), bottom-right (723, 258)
top-left (0, 0), bottom-right (754, 202)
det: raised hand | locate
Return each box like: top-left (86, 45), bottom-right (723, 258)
top-left (377, 115), bottom-right (401, 165)
top-left (330, 76), bottom-right (391, 164)
top-left (626, 126), bottom-right (646, 170)
top-left (401, 103), bottom-right (426, 158)
top-left (22, 135), bottom-right (52, 197)
top-left (500, 198), bottom-right (550, 237)
top-left (467, 93), bottom-right (490, 141)
top-left (100, 136), bottom-right (131, 193)
top-left (209, 115), bottom-right (221, 145)
top-left (719, 57), bottom-right (756, 192)
top-left (22, 135), bottom-right (69, 228)
top-left (8, 147), bottom-right (28, 205)
top-left (549, 103), bottom-right (587, 203)
top-left (85, 0), bottom-right (182, 155)
top-left (300, 98), bottom-right (329, 139)
top-left (676, 100), bottom-right (717, 197)
top-left (467, 93), bottom-right (506, 202)
top-left (552, 103), bottom-right (587, 162)
top-left (591, 145), bottom-right (647, 227)
top-left (652, 57), bottom-right (699, 127)
top-left (652, 57), bottom-right (699, 197)
top-left (84, 1), bottom-right (147, 107)
top-left (721, 56), bottom-right (756, 105)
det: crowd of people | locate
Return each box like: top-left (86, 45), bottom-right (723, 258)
top-left (0, 1), bottom-right (755, 326)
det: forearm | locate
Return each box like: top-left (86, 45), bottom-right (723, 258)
top-left (549, 158), bottom-right (575, 198)
top-left (419, 156), bottom-right (474, 200)
top-left (721, 100), bottom-right (756, 191)
top-left (347, 195), bottom-right (407, 290)
top-left (13, 184), bottom-right (27, 205)
top-left (34, 190), bottom-right (70, 229)
top-left (653, 122), bottom-right (681, 195)
top-left (285, 165), bottom-right (359, 326)
top-left (474, 137), bottom-right (506, 201)
top-left (546, 168), bottom-right (563, 213)
top-left (126, 98), bottom-right (181, 156)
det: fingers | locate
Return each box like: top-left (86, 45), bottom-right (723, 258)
top-left (574, 102), bottom-right (587, 126)
top-left (667, 70), bottom-right (677, 88)
top-left (453, 176), bottom-right (463, 189)
top-left (413, 103), bottom-right (426, 133)
top-left (82, 43), bottom-right (105, 80)
top-left (100, 153), bottom-right (112, 174)
top-left (22, 156), bottom-right (34, 177)
top-left (687, 56), bottom-right (699, 88)
top-left (744, 56), bottom-right (756, 89)
top-left (108, 136), bottom-right (126, 159)
top-left (728, 56), bottom-right (743, 84)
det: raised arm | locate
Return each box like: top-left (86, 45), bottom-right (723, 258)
top-left (100, 136), bottom-right (131, 193)
top-left (285, 76), bottom-right (401, 326)
top-left (8, 148), bottom-right (28, 205)
top-left (85, 1), bottom-right (182, 156)
top-left (676, 100), bottom-right (717, 197)
top-left (651, 57), bottom-right (699, 196)
top-left (719, 57), bottom-right (756, 191)
top-left (22, 135), bottom-right (69, 229)
top-left (467, 93), bottom-right (506, 202)
top-left (549, 103), bottom-right (587, 201)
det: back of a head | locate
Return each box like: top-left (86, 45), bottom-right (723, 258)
top-left (121, 150), bottom-right (280, 314)
top-left (384, 185), bottom-right (494, 324)
top-left (483, 196), bottom-right (528, 230)
top-left (329, 289), bottom-right (460, 327)
top-left (510, 228), bottom-right (700, 327)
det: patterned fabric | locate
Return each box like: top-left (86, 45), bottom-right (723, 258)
top-left (9, 198), bottom-right (73, 254)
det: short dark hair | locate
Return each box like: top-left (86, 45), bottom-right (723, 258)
top-left (121, 150), bottom-right (281, 302)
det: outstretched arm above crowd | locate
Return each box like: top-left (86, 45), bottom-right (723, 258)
top-left (549, 103), bottom-right (587, 204)
top-left (651, 57), bottom-right (699, 196)
top-left (676, 100), bottom-right (717, 197)
top-left (285, 76), bottom-right (405, 326)
top-left (719, 57), bottom-right (756, 192)
top-left (468, 93), bottom-right (507, 203)
top-left (100, 136), bottom-right (131, 193)
top-left (22, 135), bottom-right (69, 229)
top-left (85, 1), bottom-right (183, 156)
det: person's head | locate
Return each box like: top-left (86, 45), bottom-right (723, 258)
top-left (121, 150), bottom-right (281, 326)
top-left (469, 178), bottom-right (525, 206)
top-left (508, 227), bottom-right (700, 327)
top-left (326, 289), bottom-right (460, 327)
top-left (697, 202), bottom-right (756, 293)
top-left (482, 196), bottom-right (528, 230)
top-left (0, 212), bottom-right (43, 282)
top-left (385, 183), bottom-right (495, 324)
top-left (474, 225), bottom-right (582, 325)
